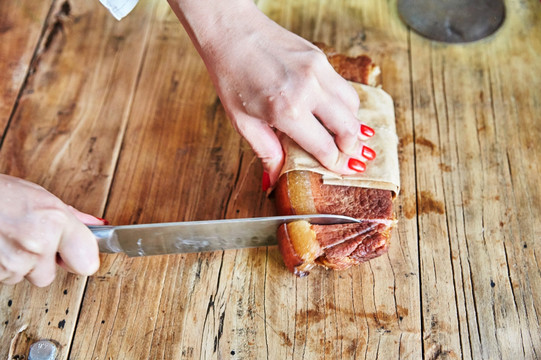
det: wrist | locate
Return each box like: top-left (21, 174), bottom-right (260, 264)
top-left (167, 0), bottom-right (258, 55)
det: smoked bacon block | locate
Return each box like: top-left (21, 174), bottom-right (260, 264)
top-left (274, 45), bottom-right (399, 277)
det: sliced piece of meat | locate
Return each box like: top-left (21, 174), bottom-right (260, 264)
top-left (275, 171), bottom-right (395, 276)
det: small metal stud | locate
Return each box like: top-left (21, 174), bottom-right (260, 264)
top-left (28, 340), bottom-right (57, 360)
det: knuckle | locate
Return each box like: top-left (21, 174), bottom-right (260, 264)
top-left (343, 85), bottom-right (361, 109)
top-left (0, 251), bottom-right (36, 275)
top-left (0, 253), bottom-right (18, 274)
top-left (0, 262), bottom-right (13, 278)
top-left (336, 121), bottom-right (359, 138)
top-left (2, 220), bottom-right (52, 255)
top-left (17, 230), bottom-right (49, 253)
top-left (18, 209), bottom-right (67, 254)
top-left (311, 137), bottom-right (338, 165)
top-left (265, 98), bottom-right (302, 129)
top-left (39, 208), bottom-right (70, 227)
top-left (259, 146), bottom-right (284, 165)
top-left (32, 272), bottom-right (56, 288)
top-left (300, 49), bottom-right (328, 74)
top-left (1, 261), bottom-right (18, 274)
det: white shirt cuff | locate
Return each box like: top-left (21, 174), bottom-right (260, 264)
top-left (99, 0), bottom-right (139, 20)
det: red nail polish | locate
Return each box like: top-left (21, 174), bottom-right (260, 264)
top-left (262, 172), bottom-right (271, 192)
top-left (360, 124), bottom-right (375, 137)
top-left (348, 158), bottom-right (366, 172)
top-left (96, 217), bottom-right (110, 225)
top-left (362, 146), bottom-right (376, 160)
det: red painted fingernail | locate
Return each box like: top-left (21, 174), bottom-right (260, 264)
top-left (361, 146), bottom-right (376, 160)
top-left (262, 172), bottom-right (271, 192)
top-left (360, 124), bottom-right (375, 137)
top-left (96, 217), bottom-right (110, 225)
top-left (348, 158), bottom-right (366, 172)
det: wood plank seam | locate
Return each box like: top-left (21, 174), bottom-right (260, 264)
top-left (0, 0), bottom-right (56, 151)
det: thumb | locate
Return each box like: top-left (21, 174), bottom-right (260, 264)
top-left (237, 118), bottom-right (284, 186)
top-left (57, 214), bottom-right (100, 276)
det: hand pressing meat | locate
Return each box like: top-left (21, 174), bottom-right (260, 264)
top-left (273, 47), bottom-right (399, 276)
top-left (167, 0), bottom-right (378, 185)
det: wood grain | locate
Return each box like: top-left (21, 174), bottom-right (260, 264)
top-left (0, 0), bottom-right (155, 358)
top-left (408, 0), bottom-right (541, 358)
top-left (0, 1), bottom-right (53, 133)
top-left (0, 0), bottom-right (540, 358)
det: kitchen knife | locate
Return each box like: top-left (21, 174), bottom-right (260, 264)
top-left (90, 214), bottom-right (359, 257)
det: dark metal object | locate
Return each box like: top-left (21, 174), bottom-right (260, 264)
top-left (397, 0), bottom-right (505, 43)
top-left (90, 214), bottom-right (360, 257)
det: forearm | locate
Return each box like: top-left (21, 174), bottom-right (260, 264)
top-left (167, 0), bottom-right (258, 60)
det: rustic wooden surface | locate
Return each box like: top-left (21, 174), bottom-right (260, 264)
top-left (0, 0), bottom-right (539, 358)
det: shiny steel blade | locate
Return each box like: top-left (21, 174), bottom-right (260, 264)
top-left (90, 214), bottom-right (359, 257)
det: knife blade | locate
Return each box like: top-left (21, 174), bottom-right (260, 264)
top-left (89, 214), bottom-right (359, 257)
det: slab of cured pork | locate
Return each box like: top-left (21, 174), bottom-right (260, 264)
top-left (274, 44), bottom-right (400, 277)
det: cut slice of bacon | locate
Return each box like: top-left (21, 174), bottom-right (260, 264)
top-left (275, 171), bottom-right (395, 276)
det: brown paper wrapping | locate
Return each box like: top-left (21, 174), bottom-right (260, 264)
top-left (278, 83), bottom-right (400, 196)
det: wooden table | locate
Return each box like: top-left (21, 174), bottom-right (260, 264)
top-left (1, 0), bottom-right (540, 358)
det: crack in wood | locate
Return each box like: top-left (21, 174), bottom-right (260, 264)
top-left (43, 1), bottom-right (71, 52)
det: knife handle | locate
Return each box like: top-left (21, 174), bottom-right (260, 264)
top-left (88, 226), bottom-right (122, 254)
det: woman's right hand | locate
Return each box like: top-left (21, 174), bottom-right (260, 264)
top-left (0, 174), bottom-right (104, 287)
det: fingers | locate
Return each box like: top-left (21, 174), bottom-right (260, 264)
top-left (57, 219), bottom-right (100, 277)
top-left (0, 174), bottom-right (102, 287)
top-left (312, 75), bottom-right (359, 151)
top-left (313, 102), bottom-right (362, 158)
top-left (0, 222), bottom-right (60, 286)
top-left (294, 86), bottom-right (376, 174)
top-left (25, 252), bottom-right (57, 287)
top-left (312, 68), bottom-right (379, 161)
top-left (68, 206), bottom-right (108, 225)
top-left (234, 105), bottom-right (377, 186)
top-left (1, 273), bottom-right (25, 286)
top-left (273, 106), bottom-right (376, 175)
top-left (233, 115), bottom-right (285, 185)
top-left (259, 68), bottom-right (376, 176)
top-left (0, 253), bottom-right (32, 286)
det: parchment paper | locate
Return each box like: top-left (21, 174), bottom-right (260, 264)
top-left (278, 82), bottom-right (400, 196)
